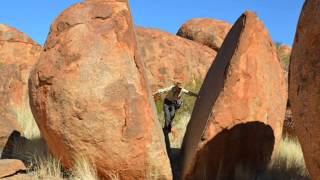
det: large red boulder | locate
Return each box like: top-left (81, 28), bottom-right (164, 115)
top-left (289, 0), bottom-right (320, 178)
top-left (177, 18), bottom-right (232, 51)
top-left (0, 24), bottom-right (41, 155)
top-left (181, 12), bottom-right (287, 179)
top-left (136, 27), bottom-right (216, 91)
top-left (29, 1), bottom-right (172, 179)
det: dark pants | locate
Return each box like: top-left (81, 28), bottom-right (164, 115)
top-left (163, 98), bottom-right (182, 133)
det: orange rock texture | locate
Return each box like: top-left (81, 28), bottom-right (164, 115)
top-left (177, 18), bottom-right (232, 51)
top-left (0, 24), bottom-right (41, 153)
top-left (136, 27), bottom-right (216, 91)
top-left (29, 0), bottom-right (171, 179)
top-left (181, 12), bottom-right (287, 180)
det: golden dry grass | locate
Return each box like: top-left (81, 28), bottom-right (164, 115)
top-left (234, 135), bottom-right (310, 180)
top-left (31, 155), bottom-right (63, 180)
top-left (263, 135), bottom-right (310, 179)
top-left (71, 155), bottom-right (99, 180)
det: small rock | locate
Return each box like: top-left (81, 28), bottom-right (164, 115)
top-left (0, 159), bottom-right (26, 178)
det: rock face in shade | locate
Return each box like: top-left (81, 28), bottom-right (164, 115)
top-left (0, 118), bottom-right (20, 159)
top-left (136, 27), bottom-right (217, 91)
top-left (181, 12), bottom-right (287, 180)
top-left (289, 0), bottom-right (320, 178)
top-left (0, 24), bottom-right (41, 154)
top-left (0, 159), bottom-right (26, 178)
top-left (177, 18), bottom-right (232, 51)
top-left (29, 1), bottom-right (172, 179)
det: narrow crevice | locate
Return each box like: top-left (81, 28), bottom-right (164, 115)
top-left (93, 16), bottom-right (111, 20)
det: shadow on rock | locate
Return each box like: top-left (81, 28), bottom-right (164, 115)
top-left (191, 121), bottom-right (275, 180)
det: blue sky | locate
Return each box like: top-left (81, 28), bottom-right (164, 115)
top-left (0, 0), bottom-right (304, 46)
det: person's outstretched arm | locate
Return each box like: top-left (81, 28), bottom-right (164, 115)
top-left (153, 86), bottom-right (174, 96)
top-left (182, 88), bottom-right (198, 97)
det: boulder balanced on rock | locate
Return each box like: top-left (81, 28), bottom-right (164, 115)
top-left (177, 18), bottom-right (232, 51)
top-left (181, 11), bottom-right (287, 180)
top-left (29, 0), bottom-right (171, 179)
top-left (289, 0), bottom-right (320, 178)
top-left (0, 24), bottom-right (41, 156)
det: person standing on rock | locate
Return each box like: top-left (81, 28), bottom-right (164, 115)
top-left (153, 82), bottom-right (198, 134)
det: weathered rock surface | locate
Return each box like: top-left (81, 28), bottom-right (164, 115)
top-left (177, 18), bottom-right (232, 51)
top-left (181, 12), bottom-right (287, 179)
top-left (289, 0), bottom-right (320, 178)
top-left (29, 1), bottom-right (171, 179)
top-left (136, 27), bottom-right (216, 91)
top-left (0, 24), bottom-right (41, 155)
top-left (0, 159), bottom-right (26, 178)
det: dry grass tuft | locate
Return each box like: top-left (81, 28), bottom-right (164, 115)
top-left (71, 155), bottom-right (98, 180)
top-left (235, 135), bottom-right (310, 180)
top-left (31, 155), bottom-right (64, 180)
top-left (273, 135), bottom-right (307, 172)
top-left (106, 171), bottom-right (120, 180)
top-left (262, 135), bottom-right (310, 179)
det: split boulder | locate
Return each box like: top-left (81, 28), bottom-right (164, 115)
top-left (181, 11), bottom-right (287, 179)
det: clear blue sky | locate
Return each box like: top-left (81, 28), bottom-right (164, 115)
top-left (0, 0), bottom-right (304, 46)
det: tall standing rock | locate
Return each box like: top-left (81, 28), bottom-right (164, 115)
top-left (289, 0), bottom-right (320, 178)
top-left (181, 12), bottom-right (287, 179)
top-left (0, 24), bottom-right (41, 155)
top-left (136, 27), bottom-right (216, 91)
top-left (29, 0), bottom-right (171, 179)
top-left (177, 18), bottom-right (232, 51)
